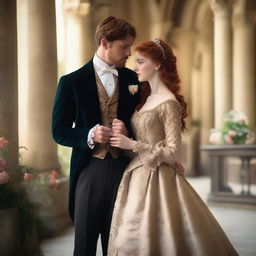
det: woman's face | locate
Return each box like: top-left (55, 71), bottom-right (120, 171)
top-left (134, 52), bottom-right (158, 82)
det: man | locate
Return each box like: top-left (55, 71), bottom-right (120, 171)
top-left (52, 16), bottom-right (139, 255)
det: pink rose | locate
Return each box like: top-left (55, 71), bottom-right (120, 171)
top-left (245, 134), bottom-right (255, 144)
top-left (0, 137), bottom-right (9, 148)
top-left (174, 162), bottom-right (185, 176)
top-left (225, 135), bottom-right (233, 145)
top-left (0, 171), bottom-right (10, 184)
top-left (245, 132), bottom-right (255, 144)
top-left (24, 172), bottom-right (33, 182)
top-left (245, 137), bottom-right (255, 144)
top-left (228, 130), bottom-right (237, 137)
top-left (49, 170), bottom-right (58, 186)
top-left (0, 157), bottom-right (7, 169)
top-left (239, 117), bottom-right (248, 125)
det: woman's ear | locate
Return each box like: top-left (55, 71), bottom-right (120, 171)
top-left (155, 64), bottom-right (161, 70)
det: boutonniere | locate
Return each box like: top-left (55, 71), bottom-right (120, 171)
top-left (128, 84), bottom-right (138, 95)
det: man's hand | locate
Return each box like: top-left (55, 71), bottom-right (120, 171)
top-left (93, 126), bottom-right (112, 143)
top-left (112, 118), bottom-right (128, 136)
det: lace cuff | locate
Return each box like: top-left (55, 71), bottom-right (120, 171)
top-left (133, 141), bottom-right (143, 153)
top-left (133, 141), bottom-right (161, 170)
top-left (87, 124), bottom-right (99, 149)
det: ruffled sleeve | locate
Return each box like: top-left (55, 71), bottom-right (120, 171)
top-left (133, 100), bottom-right (182, 170)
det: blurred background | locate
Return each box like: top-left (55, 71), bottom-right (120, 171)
top-left (0, 0), bottom-right (256, 255)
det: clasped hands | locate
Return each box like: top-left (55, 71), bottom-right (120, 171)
top-left (92, 118), bottom-right (136, 150)
top-left (92, 118), bottom-right (185, 176)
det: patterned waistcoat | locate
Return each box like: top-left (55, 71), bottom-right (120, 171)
top-left (91, 73), bottom-right (122, 159)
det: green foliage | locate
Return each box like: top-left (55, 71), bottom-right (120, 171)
top-left (221, 120), bottom-right (251, 144)
top-left (0, 183), bottom-right (44, 252)
top-left (0, 136), bottom-right (44, 254)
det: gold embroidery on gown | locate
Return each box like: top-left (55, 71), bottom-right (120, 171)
top-left (108, 99), bottom-right (238, 256)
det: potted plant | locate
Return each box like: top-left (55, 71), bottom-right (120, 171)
top-left (209, 110), bottom-right (255, 145)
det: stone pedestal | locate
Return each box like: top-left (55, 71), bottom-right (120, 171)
top-left (201, 145), bottom-right (256, 205)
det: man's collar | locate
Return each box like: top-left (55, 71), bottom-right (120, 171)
top-left (93, 54), bottom-right (118, 76)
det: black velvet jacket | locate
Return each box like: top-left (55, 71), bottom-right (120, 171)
top-left (52, 59), bottom-right (140, 220)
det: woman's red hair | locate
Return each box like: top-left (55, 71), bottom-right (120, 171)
top-left (135, 39), bottom-right (187, 131)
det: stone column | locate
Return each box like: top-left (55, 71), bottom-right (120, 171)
top-left (18, 0), bottom-right (59, 172)
top-left (172, 29), bottom-right (195, 122)
top-left (200, 41), bottom-right (214, 145)
top-left (0, 0), bottom-right (18, 172)
top-left (208, 0), bottom-right (233, 128)
top-left (0, 2), bottom-right (20, 254)
top-left (64, 1), bottom-right (95, 73)
top-left (232, 0), bottom-right (256, 126)
top-left (148, 0), bottom-right (174, 40)
top-left (200, 39), bottom-right (215, 173)
top-left (191, 52), bottom-right (202, 123)
top-left (17, 0), bottom-right (71, 235)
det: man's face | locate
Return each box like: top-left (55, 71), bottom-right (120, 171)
top-left (106, 35), bottom-right (135, 67)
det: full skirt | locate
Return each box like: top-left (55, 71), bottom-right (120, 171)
top-left (108, 163), bottom-right (238, 256)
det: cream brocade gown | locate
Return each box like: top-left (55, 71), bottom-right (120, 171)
top-left (108, 99), bottom-right (238, 256)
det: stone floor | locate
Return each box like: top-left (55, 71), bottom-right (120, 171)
top-left (41, 176), bottom-right (256, 256)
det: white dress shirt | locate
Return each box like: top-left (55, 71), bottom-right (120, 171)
top-left (87, 54), bottom-right (118, 148)
top-left (93, 54), bottom-right (118, 97)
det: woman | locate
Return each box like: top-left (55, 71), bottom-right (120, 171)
top-left (108, 39), bottom-right (238, 256)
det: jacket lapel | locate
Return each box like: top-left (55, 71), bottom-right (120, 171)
top-left (76, 60), bottom-right (101, 126)
top-left (117, 68), bottom-right (129, 120)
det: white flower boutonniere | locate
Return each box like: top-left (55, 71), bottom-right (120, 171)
top-left (128, 84), bottom-right (138, 95)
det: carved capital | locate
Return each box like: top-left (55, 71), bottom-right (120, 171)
top-left (64, 0), bottom-right (91, 18)
top-left (208, 0), bottom-right (233, 15)
top-left (232, 0), bottom-right (256, 27)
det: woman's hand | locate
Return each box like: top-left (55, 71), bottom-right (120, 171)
top-left (110, 134), bottom-right (137, 150)
top-left (174, 162), bottom-right (185, 176)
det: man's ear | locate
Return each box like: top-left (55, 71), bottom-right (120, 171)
top-left (100, 37), bottom-right (112, 50)
top-left (101, 38), bottom-right (109, 50)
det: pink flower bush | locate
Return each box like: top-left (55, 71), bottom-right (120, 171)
top-left (0, 135), bottom-right (59, 190)
top-left (0, 157), bottom-right (7, 170)
top-left (0, 171), bottom-right (10, 185)
top-left (224, 135), bottom-right (234, 145)
top-left (0, 137), bottom-right (8, 148)
top-left (228, 130), bottom-right (237, 137)
top-left (24, 172), bottom-right (33, 182)
top-left (0, 137), bottom-right (8, 185)
top-left (49, 170), bottom-right (58, 186)
top-left (23, 169), bottom-right (59, 191)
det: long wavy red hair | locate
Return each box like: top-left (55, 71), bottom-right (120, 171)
top-left (135, 39), bottom-right (187, 131)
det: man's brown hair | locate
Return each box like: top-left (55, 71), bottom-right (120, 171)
top-left (95, 16), bottom-right (136, 46)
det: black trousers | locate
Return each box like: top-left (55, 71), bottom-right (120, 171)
top-left (74, 154), bottom-right (129, 256)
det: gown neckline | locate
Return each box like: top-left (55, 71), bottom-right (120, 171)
top-left (135, 98), bottom-right (178, 115)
